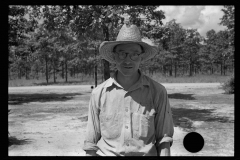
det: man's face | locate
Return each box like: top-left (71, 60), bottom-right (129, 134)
top-left (113, 43), bottom-right (143, 77)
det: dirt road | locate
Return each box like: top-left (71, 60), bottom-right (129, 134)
top-left (8, 83), bottom-right (234, 156)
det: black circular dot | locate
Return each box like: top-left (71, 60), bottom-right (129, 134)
top-left (183, 132), bottom-right (204, 153)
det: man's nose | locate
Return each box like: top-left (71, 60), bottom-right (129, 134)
top-left (124, 54), bottom-right (132, 63)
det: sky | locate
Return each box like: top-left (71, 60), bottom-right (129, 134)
top-left (156, 6), bottom-right (227, 38)
top-left (25, 5), bottom-right (226, 44)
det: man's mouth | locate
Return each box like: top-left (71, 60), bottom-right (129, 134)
top-left (124, 66), bottom-right (133, 69)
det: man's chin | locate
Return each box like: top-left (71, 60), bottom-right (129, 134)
top-left (119, 70), bottom-right (136, 77)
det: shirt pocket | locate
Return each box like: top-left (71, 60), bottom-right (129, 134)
top-left (99, 112), bottom-right (123, 139)
top-left (132, 112), bottom-right (155, 139)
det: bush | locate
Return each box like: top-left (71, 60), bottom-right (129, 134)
top-left (221, 75), bottom-right (234, 94)
top-left (8, 109), bottom-right (11, 136)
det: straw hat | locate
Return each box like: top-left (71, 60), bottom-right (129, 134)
top-left (99, 19), bottom-right (158, 64)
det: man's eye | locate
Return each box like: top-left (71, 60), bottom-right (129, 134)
top-left (119, 52), bottom-right (126, 55)
top-left (133, 53), bottom-right (140, 56)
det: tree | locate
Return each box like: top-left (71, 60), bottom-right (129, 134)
top-left (182, 29), bottom-right (203, 76)
top-left (215, 30), bottom-right (232, 75)
top-left (10, 5), bottom-right (167, 85)
top-left (148, 19), bottom-right (186, 77)
top-left (220, 5), bottom-right (234, 46)
top-left (9, 5), bottom-right (37, 81)
top-left (164, 19), bottom-right (186, 77)
top-left (33, 25), bottom-right (53, 83)
top-left (220, 5), bottom-right (234, 73)
top-left (147, 25), bottom-right (171, 76)
top-left (58, 5), bottom-right (166, 81)
top-left (204, 29), bottom-right (218, 74)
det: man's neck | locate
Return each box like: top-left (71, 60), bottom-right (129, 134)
top-left (116, 70), bottom-right (140, 90)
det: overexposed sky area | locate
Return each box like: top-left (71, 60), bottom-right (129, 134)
top-left (25, 5), bottom-right (226, 40)
top-left (156, 5), bottom-right (227, 37)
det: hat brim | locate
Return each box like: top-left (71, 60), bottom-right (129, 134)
top-left (99, 41), bottom-right (158, 64)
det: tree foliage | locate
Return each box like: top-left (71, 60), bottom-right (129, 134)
top-left (9, 5), bottom-right (235, 85)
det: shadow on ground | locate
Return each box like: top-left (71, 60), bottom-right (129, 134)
top-left (33, 80), bottom-right (103, 86)
top-left (33, 81), bottom-right (86, 86)
top-left (9, 136), bottom-right (32, 147)
top-left (77, 115), bottom-right (88, 122)
top-left (171, 107), bottom-right (233, 131)
top-left (8, 93), bottom-right (84, 105)
top-left (168, 93), bottom-right (196, 100)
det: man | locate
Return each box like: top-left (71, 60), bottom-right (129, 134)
top-left (82, 18), bottom-right (174, 156)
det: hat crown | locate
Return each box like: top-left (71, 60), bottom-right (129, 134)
top-left (116, 24), bottom-right (142, 42)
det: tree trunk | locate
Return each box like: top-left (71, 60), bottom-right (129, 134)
top-left (103, 25), bottom-right (110, 81)
top-left (189, 61), bottom-right (193, 77)
top-left (65, 59), bottom-right (68, 82)
top-left (211, 63), bottom-right (214, 75)
top-left (25, 67), bottom-right (28, 80)
top-left (53, 61), bottom-right (56, 83)
top-left (18, 68), bottom-right (20, 79)
top-left (45, 56), bottom-right (49, 84)
top-left (94, 48), bottom-right (98, 87)
top-left (8, 68), bottom-right (10, 86)
top-left (174, 61), bottom-right (177, 78)
top-left (182, 64), bottom-right (185, 76)
top-left (192, 64), bottom-right (194, 75)
top-left (169, 59), bottom-right (173, 76)
top-left (42, 68), bottom-right (44, 77)
top-left (103, 59), bottom-right (110, 80)
top-left (232, 59), bottom-right (234, 73)
top-left (194, 65), bottom-right (197, 75)
top-left (62, 62), bottom-right (64, 79)
top-left (95, 65), bottom-right (97, 87)
top-left (36, 68), bottom-right (39, 80)
top-left (186, 64), bottom-right (188, 75)
top-left (163, 65), bottom-right (166, 77)
top-left (221, 61), bottom-right (223, 75)
top-left (189, 63), bottom-right (191, 76)
top-left (73, 66), bottom-right (75, 78)
top-left (223, 59), bottom-right (225, 76)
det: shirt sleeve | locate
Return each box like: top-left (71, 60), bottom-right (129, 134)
top-left (82, 92), bottom-right (101, 151)
top-left (154, 87), bottom-right (174, 147)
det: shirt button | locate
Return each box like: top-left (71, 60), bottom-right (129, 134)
top-left (126, 143), bottom-right (129, 146)
top-left (125, 126), bottom-right (128, 129)
top-left (125, 108), bottom-right (128, 112)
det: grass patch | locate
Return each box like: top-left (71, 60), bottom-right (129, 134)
top-left (8, 74), bottom-right (105, 87)
top-left (220, 75), bottom-right (234, 94)
top-left (9, 136), bottom-right (32, 147)
top-left (8, 93), bottom-right (84, 105)
top-left (9, 72), bottom-right (232, 87)
top-left (150, 73), bottom-right (231, 83)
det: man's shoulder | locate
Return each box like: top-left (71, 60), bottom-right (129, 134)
top-left (143, 74), bottom-right (167, 93)
top-left (91, 78), bottom-right (112, 95)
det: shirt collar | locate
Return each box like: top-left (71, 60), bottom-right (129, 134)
top-left (104, 69), bottom-right (150, 90)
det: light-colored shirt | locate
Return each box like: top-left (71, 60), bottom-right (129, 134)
top-left (82, 70), bottom-right (174, 156)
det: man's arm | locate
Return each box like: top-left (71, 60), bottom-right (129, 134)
top-left (85, 150), bottom-right (99, 156)
top-left (82, 92), bottom-right (101, 155)
top-left (154, 86), bottom-right (174, 156)
top-left (157, 141), bottom-right (171, 156)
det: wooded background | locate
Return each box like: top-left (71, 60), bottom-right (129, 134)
top-left (8, 5), bottom-right (234, 87)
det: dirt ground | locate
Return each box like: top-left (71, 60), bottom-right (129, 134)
top-left (8, 83), bottom-right (234, 156)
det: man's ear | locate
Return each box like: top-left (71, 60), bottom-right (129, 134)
top-left (112, 54), bottom-right (116, 61)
